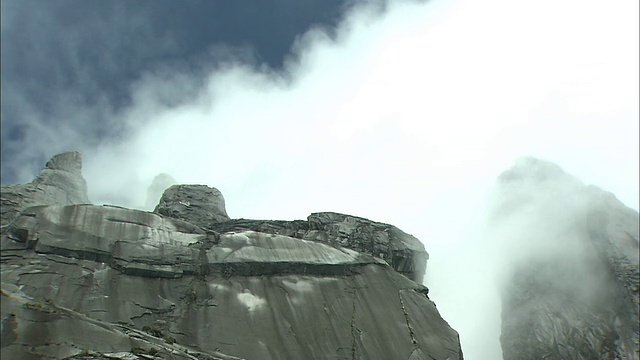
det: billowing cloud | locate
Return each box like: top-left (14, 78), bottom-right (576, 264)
top-left (0, 0), bottom-right (348, 184)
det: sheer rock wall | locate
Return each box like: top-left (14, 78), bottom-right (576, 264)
top-left (1, 152), bottom-right (462, 360)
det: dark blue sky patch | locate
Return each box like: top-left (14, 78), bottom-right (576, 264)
top-left (0, 0), bottom-right (353, 184)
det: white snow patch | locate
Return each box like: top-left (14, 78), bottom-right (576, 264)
top-left (208, 283), bottom-right (229, 293)
top-left (282, 279), bottom-right (314, 293)
top-left (237, 289), bottom-right (266, 312)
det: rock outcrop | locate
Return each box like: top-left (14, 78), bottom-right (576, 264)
top-left (207, 212), bottom-right (428, 284)
top-left (1, 152), bottom-right (462, 359)
top-left (0, 151), bottom-right (90, 227)
top-left (491, 158), bottom-right (639, 359)
top-left (155, 184), bottom-right (231, 226)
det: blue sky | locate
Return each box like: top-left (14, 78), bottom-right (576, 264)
top-left (1, 0), bottom-right (351, 182)
top-left (1, 0), bottom-right (638, 358)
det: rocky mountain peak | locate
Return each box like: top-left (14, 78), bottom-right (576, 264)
top-left (497, 157), bottom-right (581, 185)
top-left (1, 151), bottom-right (90, 226)
top-left (154, 184), bottom-right (230, 227)
top-left (492, 157), bottom-right (639, 359)
top-left (42, 150), bottom-right (84, 173)
top-left (1, 152), bottom-right (462, 359)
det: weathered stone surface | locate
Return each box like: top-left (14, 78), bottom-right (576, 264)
top-left (3, 204), bottom-right (385, 279)
top-left (155, 184), bottom-right (230, 227)
top-left (493, 158), bottom-right (639, 360)
top-left (1, 204), bottom-right (460, 359)
top-left (1, 151), bottom-right (90, 226)
top-left (1, 152), bottom-right (462, 359)
top-left (209, 212), bottom-right (429, 283)
top-left (0, 287), bottom-right (235, 360)
top-left (1, 250), bottom-right (458, 359)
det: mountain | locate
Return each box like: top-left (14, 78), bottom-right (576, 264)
top-left (1, 152), bottom-right (463, 359)
top-left (1, 151), bottom-right (89, 227)
top-left (491, 158), bottom-right (639, 359)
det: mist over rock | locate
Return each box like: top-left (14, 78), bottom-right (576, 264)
top-left (1, 152), bottom-right (462, 359)
top-left (0, 151), bottom-right (90, 227)
top-left (491, 158), bottom-right (639, 359)
top-left (144, 173), bottom-right (177, 210)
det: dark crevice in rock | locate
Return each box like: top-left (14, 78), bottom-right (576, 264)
top-left (209, 261), bottom-right (375, 278)
top-left (35, 245), bottom-right (112, 264)
top-left (106, 217), bottom-right (156, 227)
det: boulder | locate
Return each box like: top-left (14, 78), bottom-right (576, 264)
top-left (155, 184), bottom-right (230, 227)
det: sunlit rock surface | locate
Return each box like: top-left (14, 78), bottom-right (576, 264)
top-left (493, 158), bottom-right (639, 360)
top-left (1, 152), bottom-right (462, 359)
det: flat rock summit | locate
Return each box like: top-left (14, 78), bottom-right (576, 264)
top-left (1, 152), bottom-right (462, 359)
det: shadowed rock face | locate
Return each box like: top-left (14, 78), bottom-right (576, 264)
top-left (493, 158), bottom-right (639, 360)
top-left (1, 152), bottom-right (463, 359)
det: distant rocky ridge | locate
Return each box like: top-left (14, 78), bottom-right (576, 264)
top-left (1, 152), bottom-right (462, 359)
top-left (493, 158), bottom-right (639, 360)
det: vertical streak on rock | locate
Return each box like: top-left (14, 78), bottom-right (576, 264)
top-left (351, 290), bottom-right (357, 360)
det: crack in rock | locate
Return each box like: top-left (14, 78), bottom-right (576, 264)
top-left (398, 290), bottom-right (419, 347)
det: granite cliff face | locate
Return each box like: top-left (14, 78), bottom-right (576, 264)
top-left (491, 158), bottom-right (639, 359)
top-left (1, 152), bottom-right (462, 359)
